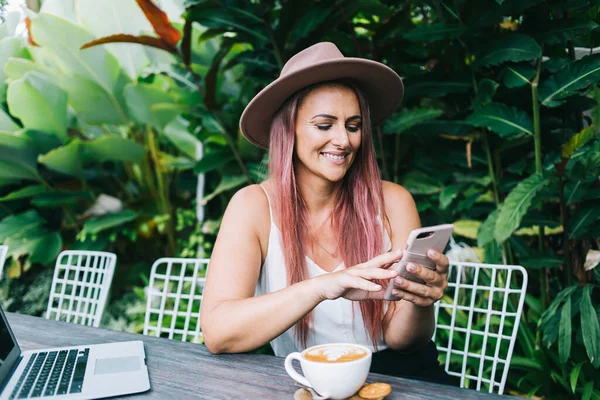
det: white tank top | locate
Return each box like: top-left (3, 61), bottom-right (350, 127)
top-left (256, 185), bottom-right (392, 357)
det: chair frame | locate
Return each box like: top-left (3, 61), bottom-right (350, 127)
top-left (433, 261), bottom-right (528, 394)
top-left (143, 257), bottom-right (209, 343)
top-left (45, 250), bottom-right (116, 327)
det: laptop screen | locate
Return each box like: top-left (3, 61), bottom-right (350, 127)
top-left (0, 304), bottom-right (21, 392)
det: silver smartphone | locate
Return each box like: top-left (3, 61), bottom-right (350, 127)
top-left (383, 224), bottom-right (454, 301)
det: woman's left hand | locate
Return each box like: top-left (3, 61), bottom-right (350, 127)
top-left (389, 249), bottom-right (449, 307)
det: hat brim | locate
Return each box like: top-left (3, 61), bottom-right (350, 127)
top-left (239, 57), bottom-right (404, 149)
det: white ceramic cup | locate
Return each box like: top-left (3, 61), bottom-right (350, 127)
top-left (284, 343), bottom-right (372, 399)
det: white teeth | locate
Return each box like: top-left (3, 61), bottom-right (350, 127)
top-left (322, 153), bottom-right (345, 160)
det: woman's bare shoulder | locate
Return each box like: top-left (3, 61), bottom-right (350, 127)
top-left (226, 183), bottom-right (271, 224)
top-left (222, 183), bottom-right (272, 249)
top-left (381, 180), bottom-right (415, 207)
top-left (381, 181), bottom-right (420, 238)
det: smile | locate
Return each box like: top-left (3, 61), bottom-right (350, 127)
top-left (320, 152), bottom-right (348, 164)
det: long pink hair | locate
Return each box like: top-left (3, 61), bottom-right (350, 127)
top-left (268, 80), bottom-right (388, 349)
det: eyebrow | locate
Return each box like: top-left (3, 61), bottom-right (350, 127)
top-left (310, 114), bottom-right (362, 121)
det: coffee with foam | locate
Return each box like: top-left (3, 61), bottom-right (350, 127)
top-left (303, 344), bottom-right (368, 363)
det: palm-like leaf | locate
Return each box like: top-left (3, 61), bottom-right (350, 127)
top-left (494, 173), bottom-right (549, 243)
top-left (403, 23), bottom-right (466, 42)
top-left (467, 102), bottom-right (533, 138)
top-left (383, 107), bottom-right (443, 134)
top-left (477, 34), bottom-right (541, 68)
top-left (539, 54), bottom-right (600, 107)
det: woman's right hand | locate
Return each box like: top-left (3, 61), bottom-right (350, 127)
top-left (312, 250), bottom-right (403, 301)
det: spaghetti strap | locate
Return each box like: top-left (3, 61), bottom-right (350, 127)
top-left (258, 184), bottom-right (274, 223)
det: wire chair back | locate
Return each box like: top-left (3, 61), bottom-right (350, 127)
top-left (46, 250), bottom-right (117, 327)
top-left (433, 261), bottom-right (528, 394)
top-left (143, 257), bottom-right (209, 343)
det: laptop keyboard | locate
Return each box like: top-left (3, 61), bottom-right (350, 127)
top-left (9, 348), bottom-right (89, 399)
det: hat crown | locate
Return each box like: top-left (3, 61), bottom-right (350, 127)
top-left (280, 42), bottom-right (344, 77)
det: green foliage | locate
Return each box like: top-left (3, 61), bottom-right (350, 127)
top-left (0, 1), bottom-right (599, 398)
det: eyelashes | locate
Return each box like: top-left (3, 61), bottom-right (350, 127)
top-left (316, 124), bottom-right (360, 132)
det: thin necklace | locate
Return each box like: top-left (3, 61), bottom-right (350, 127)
top-left (310, 212), bottom-right (338, 258)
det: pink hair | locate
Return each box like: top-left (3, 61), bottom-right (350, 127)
top-left (268, 81), bottom-right (388, 349)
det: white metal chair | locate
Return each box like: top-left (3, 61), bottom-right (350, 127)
top-left (45, 250), bottom-right (117, 327)
top-left (433, 262), bottom-right (528, 394)
top-left (0, 245), bottom-right (7, 282)
top-left (143, 257), bottom-right (209, 343)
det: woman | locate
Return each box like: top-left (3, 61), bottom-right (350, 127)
top-left (201, 42), bottom-right (452, 384)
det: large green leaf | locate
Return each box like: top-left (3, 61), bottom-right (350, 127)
top-left (0, 11), bottom-right (20, 39)
top-left (202, 175), bottom-right (248, 204)
top-left (6, 228), bottom-right (62, 265)
top-left (540, 54), bottom-right (600, 107)
top-left (28, 11), bottom-right (130, 95)
top-left (32, 190), bottom-right (93, 208)
top-left (404, 23), bottom-right (467, 42)
top-left (0, 37), bottom-right (29, 98)
top-left (0, 150), bottom-right (41, 182)
top-left (4, 58), bottom-right (59, 81)
top-left (439, 184), bottom-right (462, 210)
top-left (473, 79), bottom-right (499, 109)
top-left (187, 4), bottom-right (269, 44)
top-left (580, 286), bottom-right (600, 368)
top-left (478, 208), bottom-right (499, 247)
top-left (0, 109), bottom-right (19, 132)
top-left (38, 139), bottom-right (84, 179)
top-left (164, 116), bottom-right (202, 159)
top-left (403, 78), bottom-right (472, 99)
top-left (82, 210), bottom-right (138, 235)
top-left (558, 297), bottom-right (571, 365)
top-left (537, 19), bottom-right (599, 45)
top-left (494, 173), bottom-right (549, 243)
top-left (569, 205), bottom-right (600, 239)
top-left (406, 120), bottom-right (473, 136)
top-left (400, 171), bottom-right (443, 195)
top-left (467, 102), bottom-right (533, 138)
top-left (7, 72), bottom-right (68, 142)
top-left (75, 0), bottom-right (153, 78)
top-left (499, 64), bottom-right (536, 88)
top-left (60, 73), bottom-right (128, 124)
top-left (0, 210), bottom-right (45, 241)
top-left (0, 185), bottom-right (48, 202)
top-left (562, 126), bottom-right (597, 159)
top-left (477, 34), bottom-right (541, 68)
top-left (383, 108), bottom-right (444, 134)
top-left (286, 3), bottom-right (332, 43)
top-left (84, 135), bottom-right (146, 164)
top-left (5, 58), bottom-right (126, 125)
top-left (194, 149), bottom-right (234, 174)
top-left (124, 83), bottom-right (185, 128)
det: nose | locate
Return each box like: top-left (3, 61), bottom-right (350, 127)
top-left (331, 124), bottom-right (350, 148)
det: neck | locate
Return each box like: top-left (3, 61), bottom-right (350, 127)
top-left (296, 173), bottom-right (342, 220)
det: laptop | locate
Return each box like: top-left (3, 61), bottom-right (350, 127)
top-left (0, 304), bottom-right (150, 400)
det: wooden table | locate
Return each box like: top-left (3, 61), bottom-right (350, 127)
top-left (7, 312), bottom-right (512, 399)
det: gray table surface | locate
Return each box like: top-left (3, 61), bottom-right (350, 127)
top-left (6, 312), bottom-right (513, 399)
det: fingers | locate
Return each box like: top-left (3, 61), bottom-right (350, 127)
top-left (427, 249), bottom-right (449, 274)
top-left (358, 249), bottom-right (403, 269)
top-left (351, 266), bottom-right (398, 281)
top-left (389, 289), bottom-right (437, 307)
top-left (348, 276), bottom-right (384, 292)
top-left (392, 275), bottom-right (444, 301)
top-left (405, 262), bottom-right (442, 286)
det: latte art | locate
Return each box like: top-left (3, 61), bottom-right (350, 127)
top-left (304, 345), bottom-right (367, 363)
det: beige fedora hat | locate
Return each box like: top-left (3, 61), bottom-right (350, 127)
top-left (239, 42), bottom-right (404, 149)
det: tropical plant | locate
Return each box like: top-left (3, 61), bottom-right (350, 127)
top-left (1, 0), bottom-right (599, 398)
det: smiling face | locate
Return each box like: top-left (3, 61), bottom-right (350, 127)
top-left (293, 84), bottom-right (362, 184)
